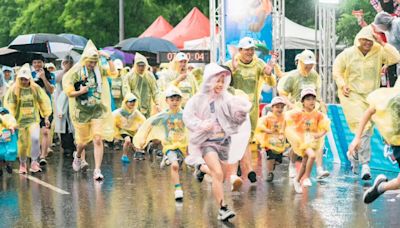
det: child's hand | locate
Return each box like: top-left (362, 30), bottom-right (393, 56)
top-left (348, 137), bottom-right (361, 156)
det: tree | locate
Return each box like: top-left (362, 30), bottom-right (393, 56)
top-left (0, 0), bottom-right (24, 46)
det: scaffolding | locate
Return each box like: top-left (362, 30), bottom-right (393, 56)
top-left (317, 2), bottom-right (337, 103)
top-left (209, 0), bottom-right (226, 63)
top-left (272, 0), bottom-right (286, 71)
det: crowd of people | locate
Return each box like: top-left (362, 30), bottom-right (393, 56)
top-left (0, 7), bottom-right (400, 222)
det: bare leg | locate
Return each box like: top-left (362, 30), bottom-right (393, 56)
top-left (40, 127), bottom-right (50, 159)
top-left (381, 175), bottom-right (400, 191)
top-left (266, 160), bottom-right (275, 173)
top-left (204, 152), bottom-right (226, 206)
top-left (170, 161), bottom-right (180, 185)
top-left (93, 136), bottom-right (104, 170)
top-left (296, 156), bottom-right (308, 182)
top-left (123, 136), bottom-right (131, 156)
top-left (304, 149), bottom-right (316, 179)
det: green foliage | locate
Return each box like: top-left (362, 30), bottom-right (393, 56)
top-left (285, 0), bottom-right (315, 28)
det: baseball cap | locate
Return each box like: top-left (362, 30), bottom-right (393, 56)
top-left (175, 52), bottom-right (189, 62)
top-left (237, 37), bottom-right (255, 49)
top-left (269, 96), bottom-right (286, 107)
top-left (300, 50), bottom-right (316, 65)
top-left (165, 86), bottom-right (183, 98)
top-left (125, 93), bottom-right (137, 102)
top-left (17, 63), bottom-right (32, 80)
top-left (114, 59), bottom-right (124, 70)
top-left (300, 87), bottom-right (317, 100)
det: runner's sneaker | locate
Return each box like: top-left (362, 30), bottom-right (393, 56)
top-left (93, 169), bottom-right (104, 181)
top-left (47, 148), bottom-right (54, 157)
top-left (302, 178), bottom-right (312, 187)
top-left (363, 174), bottom-right (388, 204)
top-left (39, 158), bottom-right (48, 166)
top-left (121, 155), bottom-right (130, 163)
top-left (19, 162), bottom-right (27, 174)
top-left (160, 155), bottom-right (170, 168)
top-left (230, 175), bottom-right (243, 191)
top-left (5, 165), bottom-right (12, 174)
top-left (266, 172), bottom-right (274, 182)
top-left (194, 164), bottom-right (206, 182)
top-left (174, 189), bottom-right (183, 201)
top-left (72, 153), bottom-right (81, 172)
top-left (361, 164), bottom-right (371, 180)
top-left (248, 171), bottom-right (257, 183)
top-left (217, 205), bottom-right (235, 221)
top-left (80, 160), bottom-right (89, 172)
top-left (29, 161), bottom-right (42, 173)
top-left (134, 151), bottom-right (145, 160)
top-left (317, 167), bottom-right (330, 179)
top-left (288, 163), bottom-right (297, 178)
top-left (293, 179), bottom-right (303, 194)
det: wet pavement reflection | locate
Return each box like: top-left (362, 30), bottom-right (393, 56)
top-left (1, 149), bottom-right (400, 227)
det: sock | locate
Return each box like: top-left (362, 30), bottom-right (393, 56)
top-left (377, 182), bottom-right (386, 194)
top-left (175, 184), bottom-right (182, 190)
top-left (317, 166), bottom-right (323, 173)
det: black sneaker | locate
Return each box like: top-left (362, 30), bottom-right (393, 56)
top-left (266, 172), bottom-right (274, 182)
top-left (248, 171), bottom-right (257, 183)
top-left (363, 174), bottom-right (388, 204)
top-left (39, 158), bottom-right (48, 166)
top-left (134, 152), bottom-right (145, 160)
top-left (217, 205), bottom-right (235, 221)
top-left (5, 165), bottom-right (12, 174)
top-left (194, 164), bottom-right (206, 182)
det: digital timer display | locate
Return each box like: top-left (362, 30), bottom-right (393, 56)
top-left (158, 50), bottom-right (210, 63)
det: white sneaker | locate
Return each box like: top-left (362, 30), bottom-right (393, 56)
top-left (288, 163), bottom-right (297, 178)
top-left (293, 179), bottom-right (303, 194)
top-left (93, 169), bottom-right (104, 181)
top-left (217, 206), bottom-right (235, 221)
top-left (174, 189), bottom-right (183, 201)
top-left (361, 164), bottom-right (371, 180)
top-left (72, 153), bottom-right (81, 172)
top-left (230, 175), bottom-right (243, 192)
top-left (160, 155), bottom-right (170, 169)
top-left (302, 178), bottom-right (312, 187)
top-left (80, 160), bottom-right (89, 172)
top-left (317, 168), bottom-right (330, 179)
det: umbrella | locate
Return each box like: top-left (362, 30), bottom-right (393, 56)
top-left (58, 33), bottom-right (88, 50)
top-left (115, 37), bottom-right (137, 49)
top-left (0, 47), bottom-right (57, 67)
top-left (116, 37), bottom-right (179, 54)
top-left (102, 47), bottom-right (134, 65)
top-left (8, 42), bottom-right (49, 53)
top-left (9, 33), bottom-right (74, 54)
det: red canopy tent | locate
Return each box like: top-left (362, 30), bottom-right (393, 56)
top-left (140, 16), bottom-right (173, 38)
top-left (163, 7), bottom-right (210, 49)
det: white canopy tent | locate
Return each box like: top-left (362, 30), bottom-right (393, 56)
top-left (184, 17), bottom-right (321, 50)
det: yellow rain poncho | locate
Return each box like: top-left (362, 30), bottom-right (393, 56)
top-left (225, 54), bottom-right (276, 134)
top-left (366, 81), bottom-right (400, 145)
top-left (62, 40), bottom-right (116, 144)
top-left (157, 55), bottom-right (199, 107)
top-left (285, 108), bottom-right (330, 157)
top-left (333, 27), bottom-right (400, 132)
top-left (4, 63), bottom-right (52, 158)
top-left (113, 93), bottom-right (146, 140)
top-left (124, 53), bottom-right (159, 118)
top-left (133, 109), bottom-right (188, 154)
top-left (0, 113), bottom-right (16, 132)
top-left (255, 112), bottom-right (287, 153)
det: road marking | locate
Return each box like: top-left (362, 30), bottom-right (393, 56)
top-left (13, 169), bottom-right (70, 195)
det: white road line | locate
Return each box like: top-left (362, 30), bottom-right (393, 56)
top-left (13, 169), bottom-right (70, 195)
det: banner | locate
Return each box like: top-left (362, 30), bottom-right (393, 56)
top-left (224, 0), bottom-right (273, 62)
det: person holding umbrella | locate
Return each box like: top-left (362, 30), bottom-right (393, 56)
top-left (62, 40), bottom-right (116, 181)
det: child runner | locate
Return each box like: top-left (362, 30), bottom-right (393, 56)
top-left (113, 93), bottom-right (146, 163)
top-left (285, 88), bottom-right (330, 193)
top-left (0, 107), bottom-right (17, 175)
top-left (4, 63), bottom-right (52, 173)
top-left (183, 63), bottom-right (251, 221)
top-left (348, 81), bottom-right (400, 204)
top-left (134, 86), bottom-right (188, 200)
top-left (255, 96), bottom-right (287, 182)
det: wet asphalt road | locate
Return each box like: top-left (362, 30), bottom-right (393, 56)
top-left (1, 148), bottom-right (400, 228)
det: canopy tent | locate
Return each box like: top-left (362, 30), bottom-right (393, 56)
top-left (184, 37), bottom-right (211, 50)
top-left (284, 18), bottom-right (320, 50)
top-left (163, 7), bottom-right (210, 49)
top-left (140, 16), bottom-right (173, 38)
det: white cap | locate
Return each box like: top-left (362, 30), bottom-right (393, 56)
top-left (114, 59), bottom-right (124, 70)
top-left (165, 86), bottom-right (183, 98)
top-left (269, 96), bottom-right (286, 107)
top-left (45, 62), bottom-right (56, 70)
top-left (175, 52), bottom-right (188, 62)
top-left (125, 93), bottom-right (138, 102)
top-left (17, 63), bottom-right (32, 80)
top-left (300, 87), bottom-right (317, 100)
top-left (237, 37), bottom-right (255, 49)
top-left (300, 50), bottom-right (316, 65)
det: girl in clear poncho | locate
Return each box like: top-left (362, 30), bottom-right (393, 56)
top-left (113, 93), bottom-right (146, 163)
top-left (183, 63), bottom-right (251, 221)
top-left (4, 63), bottom-right (52, 174)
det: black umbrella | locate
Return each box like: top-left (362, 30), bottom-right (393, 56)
top-left (9, 33), bottom-right (74, 54)
top-left (117, 37), bottom-right (178, 54)
top-left (0, 47), bottom-right (57, 67)
top-left (8, 42), bottom-right (49, 53)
